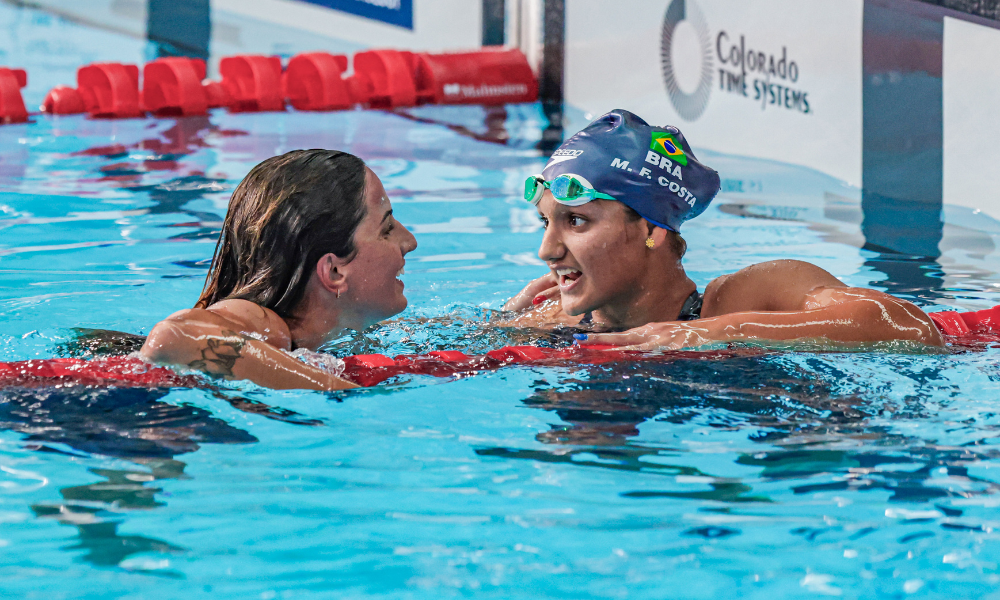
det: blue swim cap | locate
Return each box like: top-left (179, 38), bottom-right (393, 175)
top-left (541, 109), bottom-right (720, 232)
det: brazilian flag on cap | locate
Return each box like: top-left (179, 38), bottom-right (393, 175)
top-left (541, 109), bottom-right (720, 232)
top-left (650, 132), bottom-right (688, 166)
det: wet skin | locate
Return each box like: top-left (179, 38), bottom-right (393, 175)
top-left (503, 191), bottom-right (697, 330)
top-left (505, 192), bottom-right (943, 350)
top-left (141, 167), bottom-right (417, 390)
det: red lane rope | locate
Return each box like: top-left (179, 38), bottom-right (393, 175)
top-left (0, 356), bottom-right (199, 389)
top-left (927, 305), bottom-right (1000, 337)
top-left (341, 345), bottom-right (763, 387)
top-left (0, 306), bottom-right (995, 389)
top-left (4, 47), bottom-right (538, 122)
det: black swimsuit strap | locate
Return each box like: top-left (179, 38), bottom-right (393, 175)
top-left (579, 289), bottom-right (703, 327)
top-left (676, 290), bottom-right (703, 321)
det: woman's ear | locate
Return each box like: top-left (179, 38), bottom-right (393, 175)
top-left (315, 253), bottom-right (349, 297)
top-left (646, 223), bottom-right (669, 248)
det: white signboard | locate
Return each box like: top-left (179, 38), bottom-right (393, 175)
top-left (943, 16), bottom-right (1000, 220)
top-left (565, 0), bottom-right (864, 187)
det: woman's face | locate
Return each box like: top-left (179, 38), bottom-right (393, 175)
top-left (343, 168), bottom-right (417, 328)
top-left (536, 191), bottom-right (650, 316)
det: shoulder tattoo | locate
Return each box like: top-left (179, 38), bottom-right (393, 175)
top-left (188, 329), bottom-right (246, 378)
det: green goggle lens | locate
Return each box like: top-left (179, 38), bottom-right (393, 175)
top-left (522, 174), bottom-right (615, 206)
top-left (550, 176), bottom-right (585, 201)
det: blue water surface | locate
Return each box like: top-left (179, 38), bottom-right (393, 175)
top-left (5, 6), bottom-right (1000, 600)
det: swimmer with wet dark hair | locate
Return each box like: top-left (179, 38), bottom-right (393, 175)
top-left (505, 109), bottom-right (943, 350)
top-left (141, 149), bottom-right (417, 390)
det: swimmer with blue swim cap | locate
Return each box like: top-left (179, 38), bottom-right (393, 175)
top-left (506, 109), bottom-right (944, 349)
top-left (526, 108), bottom-right (720, 233)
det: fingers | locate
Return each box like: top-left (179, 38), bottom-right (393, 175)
top-left (503, 273), bottom-right (557, 312)
top-left (503, 287), bottom-right (537, 312)
top-left (593, 339), bottom-right (681, 352)
top-left (617, 339), bottom-right (684, 351)
top-left (575, 331), bottom-right (647, 347)
top-left (531, 285), bottom-right (560, 306)
top-left (526, 273), bottom-right (557, 294)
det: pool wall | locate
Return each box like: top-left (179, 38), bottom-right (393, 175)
top-left (552, 0), bottom-right (1000, 258)
top-left (8, 0), bottom-right (1000, 264)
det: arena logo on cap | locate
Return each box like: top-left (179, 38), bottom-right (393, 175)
top-left (650, 132), bottom-right (688, 166)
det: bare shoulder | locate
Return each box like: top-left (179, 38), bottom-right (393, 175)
top-left (150, 300), bottom-right (291, 349)
top-left (204, 299), bottom-right (292, 348)
top-left (703, 260), bottom-right (845, 316)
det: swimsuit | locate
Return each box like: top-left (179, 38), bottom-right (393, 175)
top-left (576, 289), bottom-right (703, 332)
top-left (675, 289), bottom-right (704, 322)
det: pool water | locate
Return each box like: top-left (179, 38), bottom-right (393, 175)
top-left (6, 9), bottom-right (1000, 600)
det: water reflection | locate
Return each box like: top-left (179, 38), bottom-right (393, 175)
top-left (746, 446), bottom-right (1000, 502)
top-left (1, 385), bottom-right (254, 571)
top-left (477, 352), bottom-right (1000, 516)
top-left (0, 386), bottom-right (256, 458)
top-left (31, 460), bottom-right (189, 575)
top-left (392, 106), bottom-right (513, 146)
top-left (861, 248), bottom-right (947, 303)
top-left (72, 116), bottom-right (239, 250)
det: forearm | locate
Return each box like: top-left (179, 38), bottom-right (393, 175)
top-left (701, 298), bottom-right (943, 346)
top-left (141, 324), bottom-right (357, 390)
top-left (228, 338), bottom-right (357, 390)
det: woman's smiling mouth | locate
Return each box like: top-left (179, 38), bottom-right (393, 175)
top-left (555, 267), bottom-right (582, 290)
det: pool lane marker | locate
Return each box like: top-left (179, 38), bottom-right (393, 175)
top-left (18, 47), bottom-right (538, 122)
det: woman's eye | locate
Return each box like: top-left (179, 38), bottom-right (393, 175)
top-left (383, 225), bottom-right (394, 237)
top-left (539, 217), bottom-right (549, 228)
top-left (569, 215), bottom-right (587, 227)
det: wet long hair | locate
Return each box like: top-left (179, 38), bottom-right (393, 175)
top-left (196, 149), bottom-right (368, 318)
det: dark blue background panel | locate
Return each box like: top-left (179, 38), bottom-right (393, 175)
top-left (148, 0), bottom-right (211, 60)
top-left (297, 0), bottom-right (413, 29)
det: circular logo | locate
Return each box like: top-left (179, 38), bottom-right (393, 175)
top-left (660, 0), bottom-right (714, 121)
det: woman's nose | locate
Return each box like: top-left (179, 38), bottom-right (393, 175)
top-left (538, 225), bottom-right (563, 262)
top-left (400, 224), bottom-right (417, 254)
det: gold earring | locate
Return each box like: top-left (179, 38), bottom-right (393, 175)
top-left (337, 289), bottom-right (341, 299)
top-left (645, 237), bottom-right (655, 249)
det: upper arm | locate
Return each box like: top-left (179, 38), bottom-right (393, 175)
top-left (141, 308), bottom-right (245, 367)
top-left (142, 310), bottom-right (359, 389)
top-left (702, 260), bottom-right (846, 317)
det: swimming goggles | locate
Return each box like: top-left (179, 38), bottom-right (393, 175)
top-left (524, 173), bottom-right (616, 206)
